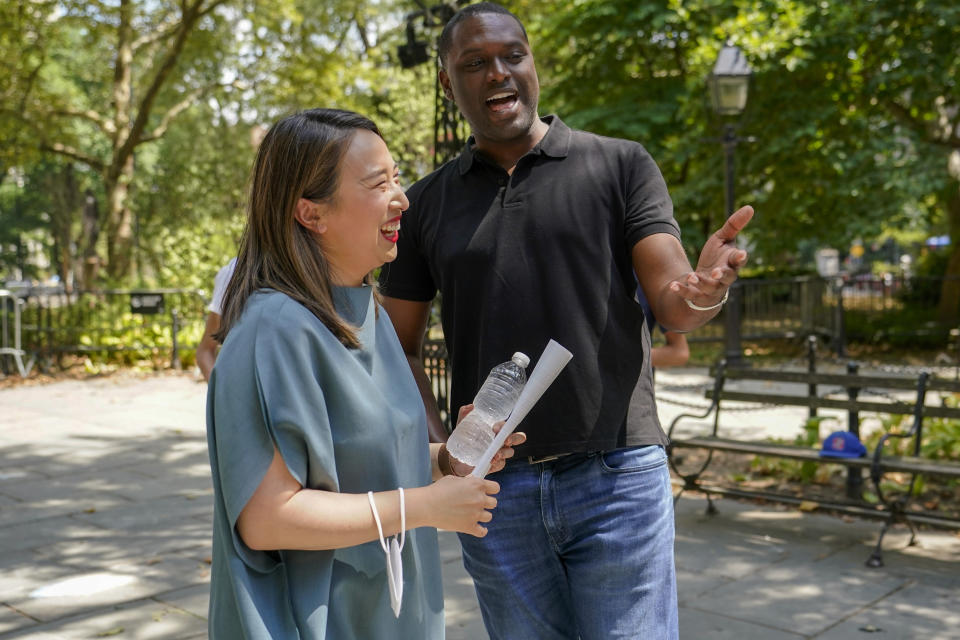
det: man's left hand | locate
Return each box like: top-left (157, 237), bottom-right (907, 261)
top-left (669, 205), bottom-right (754, 308)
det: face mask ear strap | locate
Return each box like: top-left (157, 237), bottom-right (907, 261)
top-left (367, 488), bottom-right (406, 617)
top-left (397, 487), bottom-right (405, 550)
top-left (367, 491), bottom-right (389, 553)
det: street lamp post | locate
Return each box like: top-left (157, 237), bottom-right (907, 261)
top-left (708, 43), bottom-right (752, 367)
top-left (395, 3), bottom-right (466, 168)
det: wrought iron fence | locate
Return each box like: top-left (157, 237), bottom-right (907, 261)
top-left (422, 339), bottom-right (453, 432)
top-left (690, 274), bottom-right (960, 352)
top-left (4, 273), bottom-right (959, 379)
top-left (688, 276), bottom-right (835, 343)
top-left (6, 286), bottom-right (208, 371)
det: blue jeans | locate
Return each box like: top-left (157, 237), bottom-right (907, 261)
top-left (458, 445), bottom-right (678, 640)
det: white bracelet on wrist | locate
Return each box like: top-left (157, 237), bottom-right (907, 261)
top-left (684, 289), bottom-right (729, 312)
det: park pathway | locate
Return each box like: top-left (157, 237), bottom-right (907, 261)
top-left (0, 369), bottom-right (957, 639)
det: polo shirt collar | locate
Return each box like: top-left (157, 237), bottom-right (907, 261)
top-left (457, 114), bottom-right (571, 175)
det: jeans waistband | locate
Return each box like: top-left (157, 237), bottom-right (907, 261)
top-left (513, 445), bottom-right (662, 467)
top-left (520, 451), bottom-right (601, 465)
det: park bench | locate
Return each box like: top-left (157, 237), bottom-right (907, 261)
top-left (667, 352), bottom-right (960, 567)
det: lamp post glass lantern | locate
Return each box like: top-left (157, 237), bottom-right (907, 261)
top-left (708, 43), bottom-right (751, 366)
top-left (708, 45), bottom-right (751, 116)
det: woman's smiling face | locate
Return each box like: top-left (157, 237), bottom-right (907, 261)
top-left (318, 129), bottom-right (409, 286)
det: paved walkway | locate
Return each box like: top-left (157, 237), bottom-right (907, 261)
top-left (0, 369), bottom-right (958, 639)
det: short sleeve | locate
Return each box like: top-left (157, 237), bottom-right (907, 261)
top-left (207, 258), bottom-right (237, 314)
top-left (207, 296), bottom-right (337, 570)
top-left (622, 144), bottom-right (680, 249)
top-left (378, 188), bottom-right (438, 302)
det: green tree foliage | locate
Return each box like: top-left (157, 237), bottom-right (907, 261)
top-left (525, 0), bottom-right (815, 255)
top-left (3, 0), bottom-right (248, 283)
top-left (4, 0), bottom-right (958, 302)
top-left (745, 0), bottom-right (960, 301)
top-left (0, 0), bottom-right (437, 290)
top-left (521, 0), bottom-right (959, 287)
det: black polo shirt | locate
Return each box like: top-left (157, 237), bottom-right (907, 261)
top-left (379, 116), bottom-right (678, 457)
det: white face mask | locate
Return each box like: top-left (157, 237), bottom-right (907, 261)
top-left (368, 488), bottom-right (405, 617)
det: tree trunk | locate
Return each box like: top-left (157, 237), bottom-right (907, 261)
top-left (58, 240), bottom-right (72, 292)
top-left (30, 0), bottom-right (219, 282)
top-left (102, 0), bottom-right (134, 281)
top-left (104, 154), bottom-right (135, 280)
top-left (47, 163), bottom-right (81, 292)
top-left (937, 183), bottom-right (960, 324)
top-left (79, 189), bottom-right (101, 289)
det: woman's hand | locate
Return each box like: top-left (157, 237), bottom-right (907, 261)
top-left (449, 404), bottom-right (527, 477)
top-left (424, 474), bottom-right (501, 537)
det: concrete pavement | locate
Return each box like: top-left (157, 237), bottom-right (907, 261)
top-left (0, 369), bottom-right (958, 639)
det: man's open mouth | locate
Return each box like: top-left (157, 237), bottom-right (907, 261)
top-left (486, 91), bottom-right (518, 112)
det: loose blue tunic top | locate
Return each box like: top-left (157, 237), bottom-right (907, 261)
top-left (206, 286), bottom-right (443, 639)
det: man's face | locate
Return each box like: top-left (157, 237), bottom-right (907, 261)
top-left (439, 13), bottom-right (540, 146)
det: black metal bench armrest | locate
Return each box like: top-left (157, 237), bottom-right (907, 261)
top-left (667, 359), bottom-right (727, 442)
top-left (870, 371), bottom-right (930, 503)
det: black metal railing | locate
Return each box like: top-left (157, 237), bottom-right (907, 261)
top-left (422, 339), bottom-right (453, 432)
top-left (11, 286), bottom-right (208, 370)
top-left (690, 274), bottom-right (960, 353)
top-left (5, 274), bottom-right (959, 378)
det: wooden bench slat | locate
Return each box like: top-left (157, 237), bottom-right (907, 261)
top-left (672, 437), bottom-right (874, 468)
top-left (708, 390), bottom-right (960, 419)
top-left (717, 368), bottom-right (960, 393)
top-left (882, 456), bottom-right (960, 476)
top-left (672, 437), bottom-right (960, 477)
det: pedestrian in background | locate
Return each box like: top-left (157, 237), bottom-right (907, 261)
top-left (196, 257), bottom-right (235, 381)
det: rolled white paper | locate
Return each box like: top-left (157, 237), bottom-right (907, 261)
top-left (470, 339), bottom-right (573, 477)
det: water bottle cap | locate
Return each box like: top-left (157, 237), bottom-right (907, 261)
top-left (511, 352), bottom-right (530, 368)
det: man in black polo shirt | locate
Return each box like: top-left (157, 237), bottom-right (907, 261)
top-left (379, 3), bottom-right (753, 638)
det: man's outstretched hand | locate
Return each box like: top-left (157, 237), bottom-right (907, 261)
top-left (669, 205), bottom-right (754, 308)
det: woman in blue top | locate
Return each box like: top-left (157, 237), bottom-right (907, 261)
top-left (206, 108), bottom-right (523, 639)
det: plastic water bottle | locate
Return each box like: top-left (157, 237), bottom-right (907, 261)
top-left (446, 352), bottom-right (530, 467)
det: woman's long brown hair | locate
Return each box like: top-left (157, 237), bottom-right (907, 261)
top-left (215, 108), bottom-right (382, 348)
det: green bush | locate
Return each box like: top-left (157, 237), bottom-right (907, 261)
top-left (844, 307), bottom-right (949, 349)
top-left (863, 397), bottom-right (960, 464)
top-left (23, 290), bottom-right (207, 370)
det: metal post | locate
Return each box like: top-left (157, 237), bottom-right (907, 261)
top-left (0, 291), bottom-right (34, 377)
top-left (171, 308), bottom-right (181, 370)
top-left (722, 123), bottom-right (743, 367)
top-left (723, 124), bottom-right (736, 217)
top-left (807, 335), bottom-right (817, 419)
top-left (951, 327), bottom-right (960, 381)
top-left (0, 293), bottom-right (9, 376)
top-left (833, 277), bottom-right (847, 358)
top-left (845, 361), bottom-right (862, 500)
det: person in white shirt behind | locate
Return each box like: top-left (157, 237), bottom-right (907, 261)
top-left (197, 257), bottom-right (236, 381)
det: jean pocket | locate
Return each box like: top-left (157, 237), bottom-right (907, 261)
top-left (598, 445), bottom-right (667, 473)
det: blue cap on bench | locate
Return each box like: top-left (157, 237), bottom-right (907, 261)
top-left (819, 431), bottom-right (867, 458)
